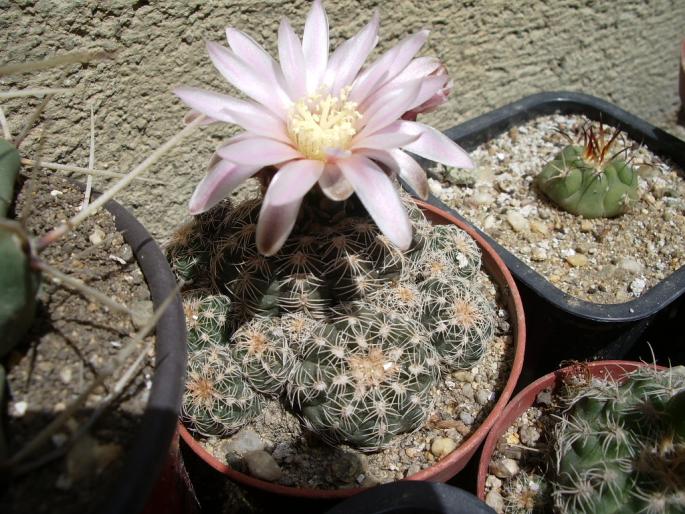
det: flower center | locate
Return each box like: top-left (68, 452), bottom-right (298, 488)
top-left (287, 87), bottom-right (361, 161)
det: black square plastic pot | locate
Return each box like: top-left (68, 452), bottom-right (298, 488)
top-left (415, 92), bottom-right (685, 378)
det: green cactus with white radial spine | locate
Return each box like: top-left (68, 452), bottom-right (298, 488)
top-left (552, 366), bottom-right (685, 514)
top-left (536, 125), bottom-right (639, 218)
top-left (420, 277), bottom-right (494, 371)
top-left (231, 316), bottom-right (297, 396)
top-left (183, 293), bottom-right (231, 352)
top-left (287, 306), bottom-right (440, 451)
top-left (182, 345), bottom-right (263, 437)
top-left (170, 192), bottom-right (498, 448)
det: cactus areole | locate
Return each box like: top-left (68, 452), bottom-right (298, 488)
top-left (536, 125), bottom-right (639, 218)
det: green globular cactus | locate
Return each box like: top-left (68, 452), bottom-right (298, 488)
top-left (182, 345), bottom-right (263, 437)
top-left (287, 307), bottom-right (440, 451)
top-left (183, 293), bottom-right (231, 352)
top-left (552, 366), bottom-right (685, 514)
top-left (420, 277), bottom-right (495, 371)
top-left (536, 126), bottom-right (639, 218)
top-left (231, 316), bottom-right (297, 396)
top-left (0, 139), bottom-right (41, 357)
top-left (170, 193), bottom-right (498, 449)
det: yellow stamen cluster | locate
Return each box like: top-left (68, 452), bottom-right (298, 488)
top-left (288, 87), bottom-right (361, 161)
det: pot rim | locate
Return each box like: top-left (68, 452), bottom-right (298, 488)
top-left (475, 359), bottom-right (667, 500)
top-left (99, 195), bottom-right (187, 514)
top-left (179, 198), bottom-right (526, 500)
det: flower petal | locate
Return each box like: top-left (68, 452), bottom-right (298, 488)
top-left (318, 163), bottom-right (354, 201)
top-left (356, 79), bottom-right (422, 138)
top-left (406, 75), bottom-right (448, 113)
top-left (337, 155), bottom-right (412, 250)
top-left (397, 121), bottom-right (474, 169)
top-left (206, 41), bottom-right (289, 119)
top-left (174, 87), bottom-right (240, 124)
top-left (302, 0), bottom-right (329, 93)
top-left (358, 148), bottom-right (429, 200)
top-left (350, 30), bottom-right (429, 104)
top-left (256, 195), bottom-right (303, 256)
top-left (189, 159), bottom-right (261, 214)
top-left (183, 109), bottom-right (219, 126)
top-left (268, 159), bottom-right (324, 206)
top-left (217, 137), bottom-right (302, 166)
top-left (278, 18), bottom-right (308, 101)
top-left (324, 11), bottom-right (380, 95)
top-left (174, 86), bottom-right (289, 142)
top-left (352, 121), bottom-right (420, 150)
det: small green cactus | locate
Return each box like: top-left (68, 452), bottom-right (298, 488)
top-left (287, 307), bottom-right (440, 451)
top-left (536, 125), bottom-right (639, 218)
top-left (182, 346), bottom-right (264, 437)
top-left (552, 366), bottom-right (685, 514)
top-left (420, 277), bottom-right (495, 371)
top-left (0, 139), bottom-right (41, 357)
top-left (183, 293), bottom-right (232, 352)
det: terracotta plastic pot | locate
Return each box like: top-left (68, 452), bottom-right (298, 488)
top-left (179, 199), bottom-right (526, 500)
top-left (476, 360), bottom-right (666, 501)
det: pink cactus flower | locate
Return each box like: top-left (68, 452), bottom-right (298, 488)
top-left (175, 0), bottom-right (473, 256)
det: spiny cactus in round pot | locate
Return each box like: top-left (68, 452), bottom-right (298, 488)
top-left (535, 124), bottom-right (639, 218)
top-left (553, 365), bottom-right (685, 514)
top-left (170, 0), bottom-right (524, 494)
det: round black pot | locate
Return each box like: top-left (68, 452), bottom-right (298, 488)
top-left (97, 195), bottom-right (187, 514)
top-left (325, 481), bottom-right (495, 514)
top-left (409, 92), bottom-right (685, 380)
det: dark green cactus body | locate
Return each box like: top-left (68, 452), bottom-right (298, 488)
top-left (0, 139), bottom-right (41, 357)
top-left (536, 144), bottom-right (638, 218)
top-left (554, 366), bottom-right (685, 514)
top-left (288, 309), bottom-right (440, 451)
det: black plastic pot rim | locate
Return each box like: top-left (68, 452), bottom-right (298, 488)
top-left (94, 193), bottom-right (186, 514)
top-left (415, 91), bottom-right (685, 324)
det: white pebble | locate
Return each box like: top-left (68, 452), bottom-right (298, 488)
top-left (489, 457), bottom-right (519, 478)
top-left (13, 401), bottom-right (28, 417)
top-left (506, 210), bottom-right (529, 232)
top-left (244, 450), bottom-right (282, 482)
top-left (630, 277), bottom-right (647, 296)
top-left (226, 429), bottom-right (265, 455)
top-left (430, 437), bottom-right (457, 458)
top-left (485, 489), bottom-right (505, 512)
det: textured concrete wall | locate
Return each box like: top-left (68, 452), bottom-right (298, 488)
top-left (1, 0), bottom-right (683, 239)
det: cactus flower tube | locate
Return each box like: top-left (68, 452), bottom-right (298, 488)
top-left (175, 0), bottom-right (473, 256)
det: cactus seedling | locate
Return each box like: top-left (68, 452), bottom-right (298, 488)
top-left (536, 124), bottom-right (639, 218)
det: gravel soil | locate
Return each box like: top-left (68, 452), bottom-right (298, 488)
top-left (430, 114), bottom-right (685, 304)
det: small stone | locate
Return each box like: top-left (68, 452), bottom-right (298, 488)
top-left (470, 191), bottom-right (494, 206)
top-left (50, 190), bottom-right (63, 197)
top-left (476, 389), bottom-right (492, 405)
top-left (483, 215), bottom-right (497, 230)
top-left (485, 489), bottom-right (505, 512)
top-left (519, 425), bottom-right (540, 446)
top-left (244, 451), bottom-right (282, 482)
top-left (405, 464), bottom-right (422, 478)
top-left (361, 475), bottom-right (381, 487)
top-left (404, 447), bottom-right (420, 459)
top-left (120, 244), bottom-right (134, 262)
top-left (565, 254), bottom-right (588, 267)
top-left (447, 168), bottom-right (476, 187)
top-left (489, 457), bottom-right (519, 479)
top-left (89, 228), bottom-right (106, 245)
top-left (430, 437), bottom-right (457, 459)
top-left (531, 247), bottom-right (547, 261)
top-left (13, 401), bottom-right (28, 417)
top-left (506, 210), bottom-right (529, 232)
top-left (630, 277), bottom-right (647, 296)
top-left (461, 383), bottom-right (474, 399)
top-left (453, 371), bottom-right (473, 383)
top-left (459, 411), bottom-right (474, 425)
top-left (330, 453), bottom-right (362, 483)
top-left (429, 180), bottom-right (443, 196)
top-left (224, 429), bottom-right (264, 455)
top-left (495, 176), bottom-right (515, 194)
top-left (59, 367), bottom-right (72, 384)
top-left (485, 475), bottom-right (502, 489)
top-left (536, 388), bottom-right (553, 406)
top-left (529, 220), bottom-right (549, 235)
top-left (130, 300), bottom-right (153, 330)
top-left (580, 220), bottom-right (593, 232)
top-left (619, 257), bottom-right (644, 275)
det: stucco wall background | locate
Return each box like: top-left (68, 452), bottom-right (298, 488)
top-left (1, 0), bottom-right (683, 241)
